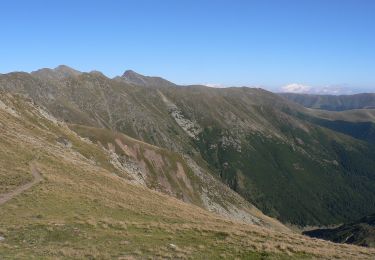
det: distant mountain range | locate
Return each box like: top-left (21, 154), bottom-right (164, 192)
top-left (280, 92), bottom-right (375, 111)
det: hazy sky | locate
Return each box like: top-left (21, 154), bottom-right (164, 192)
top-left (1, 0), bottom-right (374, 93)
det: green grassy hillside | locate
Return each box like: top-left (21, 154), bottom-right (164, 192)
top-left (160, 86), bottom-right (375, 225)
top-left (69, 124), bottom-right (286, 230)
top-left (2, 93), bottom-right (375, 259)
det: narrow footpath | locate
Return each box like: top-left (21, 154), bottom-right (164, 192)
top-left (0, 163), bottom-right (42, 206)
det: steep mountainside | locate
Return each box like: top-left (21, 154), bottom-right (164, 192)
top-left (280, 93), bottom-right (375, 111)
top-left (158, 86), bottom-right (375, 225)
top-left (69, 124), bottom-right (284, 229)
top-left (304, 214), bottom-right (375, 248)
top-left (1, 66), bottom-right (375, 226)
top-left (3, 92), bottom-right (375, 259)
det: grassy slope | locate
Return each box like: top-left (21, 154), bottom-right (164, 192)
top-left (1, 95), bottom-right (375, 259)
top-left (68, 124), bottom-right (287, 231)
top-left (69, 124), bottom-right (203, 204)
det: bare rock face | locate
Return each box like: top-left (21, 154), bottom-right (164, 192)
top-left (158, 90), bottom-right (202, 139)
top-left (56, 136), bottom-right (72, 148)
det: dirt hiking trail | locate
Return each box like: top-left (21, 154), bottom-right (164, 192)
top-left (0, 162), bottom-right (42, 206)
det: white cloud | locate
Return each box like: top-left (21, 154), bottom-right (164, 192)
top-left (203, 83), bottom-right (227, 88)
top-left (281, 83), bottom-right (312, 93)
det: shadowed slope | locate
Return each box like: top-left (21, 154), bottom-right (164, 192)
top-left (304, 214), bottom-right (375, 248)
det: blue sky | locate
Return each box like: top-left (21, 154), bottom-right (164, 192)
top-left (1, 0), bottom-right (374, 93)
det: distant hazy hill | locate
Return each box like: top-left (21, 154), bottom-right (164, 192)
top-left (304, 214), bottom-right (375, 248)
top-left (280, 93), bottom-right (375, 111)
top-left (2, 66), bottom-right (375, 227)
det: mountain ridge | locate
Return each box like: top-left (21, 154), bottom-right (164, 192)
top-left (1, 66), bottom-right (375, 227)
top-left (280, 92), bottom-right (375, 111)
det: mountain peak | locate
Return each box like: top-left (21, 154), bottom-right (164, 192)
top-left (121, 69), bottom-right (140, 78)
top-left (31, 65), bottom-right (81, 80)
top-left (120, 70), bottom-right (175, 87)
top-left (54, 65), bottom-right (82, 77)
